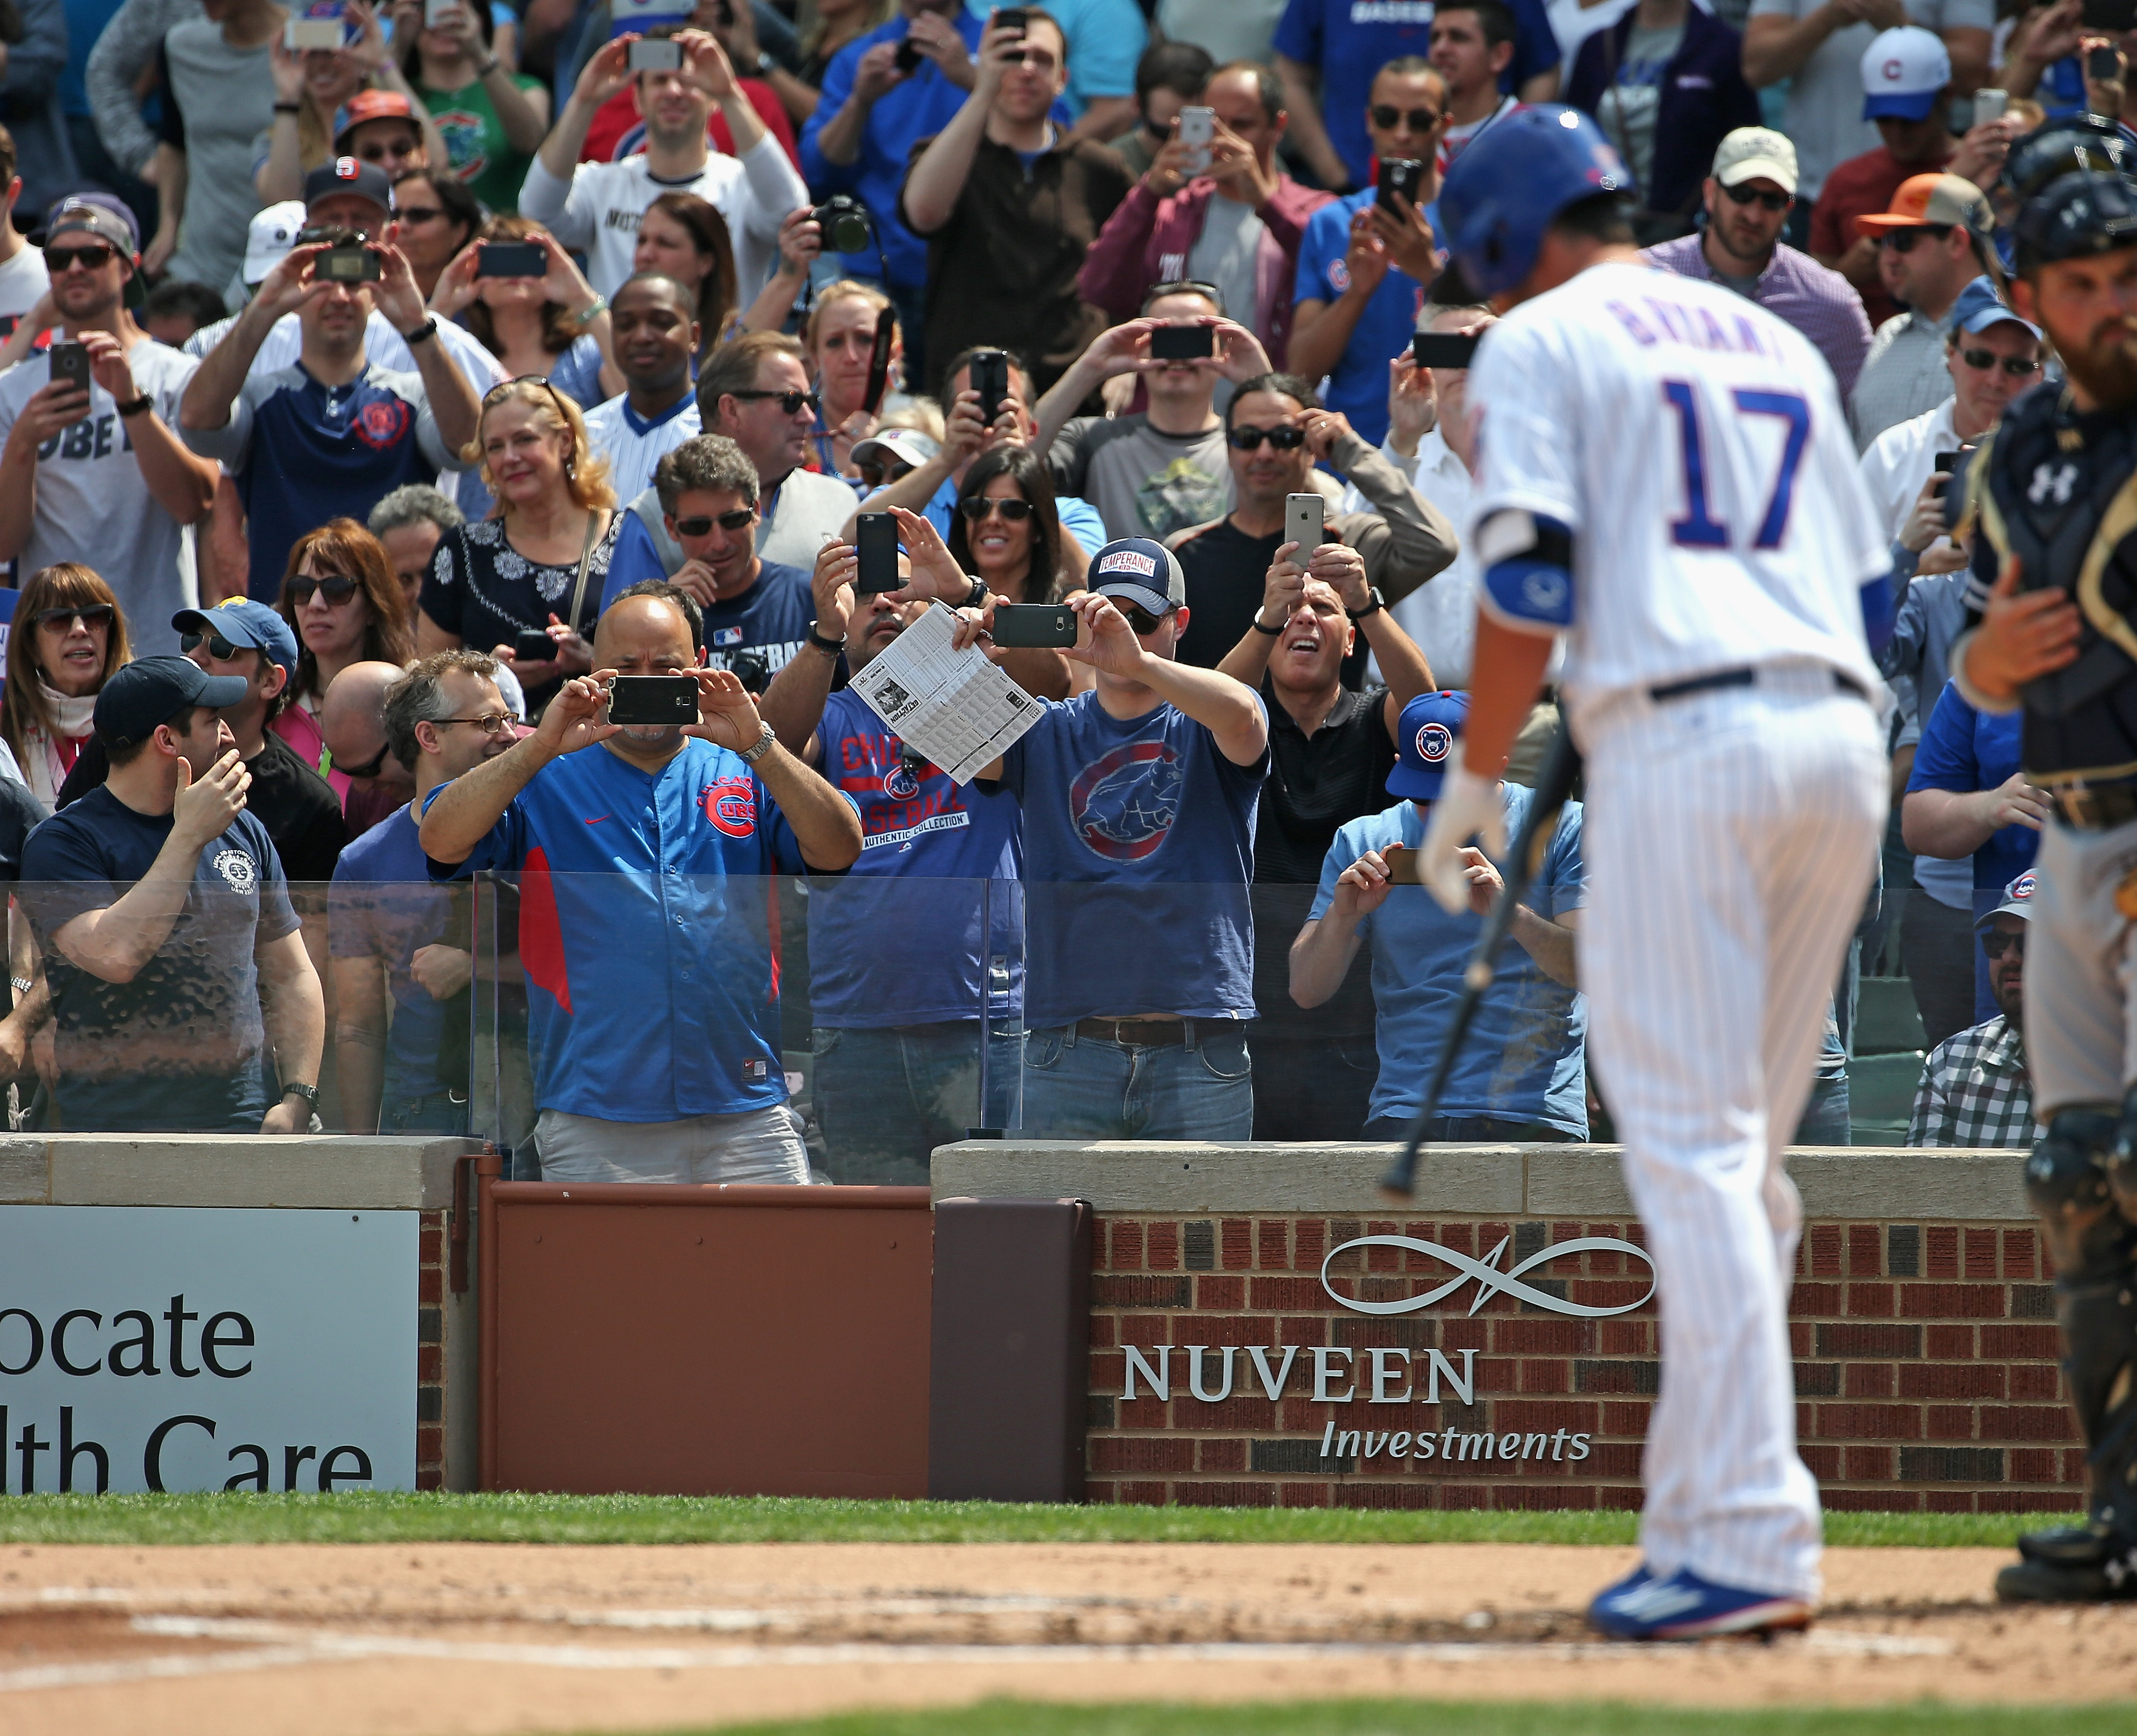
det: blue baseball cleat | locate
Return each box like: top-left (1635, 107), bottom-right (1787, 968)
top-left (1587, 1565), bottom-right (1815, 1640)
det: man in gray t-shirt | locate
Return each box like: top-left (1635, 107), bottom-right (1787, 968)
top-left (152, 9), bottom-right (277, 295)
top-left (1742, 0), bottom-right (1993, 203)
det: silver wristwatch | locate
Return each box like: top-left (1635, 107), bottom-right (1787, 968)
top-left (739, 722), bottom-right (777, 764)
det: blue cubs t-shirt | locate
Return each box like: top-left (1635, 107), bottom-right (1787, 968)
top-left (1272, 0), bottom-right (1561, 189)
top-left (988, 689), bottom-right (1268, 1028)
top-left (1310, 785), bottom-right (1586, 1133)
top-left (21, 786), bottom-right (300, 1132)
top-left (330, 806), bottom-right (457, 1106)
top-left (1293, 189), bottom-right (1443, 448)
top-left (806, 688), bottom-right (1024, 1027)
top-left (429, 737), bottom-right (842, 1121)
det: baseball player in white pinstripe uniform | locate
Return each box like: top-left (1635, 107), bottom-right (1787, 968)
top-left (1424, 109), bottom-right (1893, 1639)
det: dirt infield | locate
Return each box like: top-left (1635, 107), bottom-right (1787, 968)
top-left (1, 1542), bottom-right (2132, 1735)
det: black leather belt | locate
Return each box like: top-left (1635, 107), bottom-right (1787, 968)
top-left (1076, 1016), bottom-right (1188, 1047)
top-left (2053, 783), bottom-right (2137, 830)
top-left (1649, 665), bottom-right (1870, 704)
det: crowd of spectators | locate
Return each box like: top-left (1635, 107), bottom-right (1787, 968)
top-left (0, 0), bottom-right (2080, 1170)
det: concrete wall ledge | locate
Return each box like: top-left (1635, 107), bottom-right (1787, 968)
top-left (931, 1141), bottom-right (2030, 1221)
top-left (0, 1135), bottom-right (484, 1210)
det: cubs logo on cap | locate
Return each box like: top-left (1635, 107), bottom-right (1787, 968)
top-left (1978, 870), bottom-right (2040, 931)
top-left (1388, 691), bottom-right (1471, 801)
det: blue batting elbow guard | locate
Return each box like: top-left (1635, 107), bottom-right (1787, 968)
top-left (1479, 514), bottom-right (1576, 630)
top-left (1860, 574), bottom-right (1895, 656)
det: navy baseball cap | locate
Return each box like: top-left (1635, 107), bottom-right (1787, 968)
top-left (1951, 274), bottom-right (2043, 339)
top-left (1089, 536), bottom-right (1187, 617)
top-left (44, 191), bottom-right (147, 308)
top-left (303, 156), bottom-right (394, 223)
top-left (173, 599), bottom-right (300, 686)
top-left (1387, 691), bottom-right (1471, 800)
top-left (94, 656), bottom-right (249, 750)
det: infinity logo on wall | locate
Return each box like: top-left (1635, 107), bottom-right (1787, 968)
top-left (1320, 1234), bottom-right (1656, 1319)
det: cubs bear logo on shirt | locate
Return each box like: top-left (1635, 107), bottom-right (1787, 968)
top-left (701, 776), bottom-right (758, 838)
top-left (1069, 741), bottom-right (1181, 860)
top-left (883, 759), bottom-right (922, 801)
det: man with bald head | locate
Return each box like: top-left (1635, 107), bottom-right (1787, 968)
top-left (420, 581), bottom-right (863, 1182)
top-left (322, 660), bottom-right (422, 840)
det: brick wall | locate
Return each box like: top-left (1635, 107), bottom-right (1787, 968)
top-left (418, 1207), bottom-right (445, 1491)
top-left (1085, 1212), bottom-right (2079, 1513)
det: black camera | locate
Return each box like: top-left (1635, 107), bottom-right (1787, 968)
top-left (811, 194), bottom-right (872, 257)
top-left (728, 650), bottom-right (771, 696)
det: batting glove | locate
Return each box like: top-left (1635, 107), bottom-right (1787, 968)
top-left (1417, 766), bottom-right (1507, 914)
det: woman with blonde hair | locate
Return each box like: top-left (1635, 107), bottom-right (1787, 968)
top-left (0, 564), bottom-right (131, 809)
top-left (417, 378), bottom-right (620, 712)
top-left (805, 279), bottom-right (901, 482)
top-left (272, 520), bottom-right (417, 790)
top-left (256, 0), bottom-right (445, 204)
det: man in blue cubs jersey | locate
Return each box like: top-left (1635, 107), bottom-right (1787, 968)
top-left (419, 583), bottom-right (863, 1184)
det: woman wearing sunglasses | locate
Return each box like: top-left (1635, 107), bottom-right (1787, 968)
top-left (419, 378), bottom-right (620, 713)
top-left (945, 448), bottom-right (1079, 612)
top-left (435, 217), bottom-right (622, 411)
top-left (392, 168), bottom-right (484, 305)
top-left (272, 522), bottom-right (416, 791)
top-left (0, 564), bottom-right (131, 810)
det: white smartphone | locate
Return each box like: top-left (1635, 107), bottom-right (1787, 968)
top-left (425, 0), bottom-right (457, 25)
top-left (285, 14), bottom-right (345, 48)
top-left (1177, 105), bottom-right (1215, 177)
top-left (1285, 492), bottom-right (1324, 556)
top-left (629, 37), bottom-right (683, 71)
top-left (1974, 87), bottom-right (2007, 124)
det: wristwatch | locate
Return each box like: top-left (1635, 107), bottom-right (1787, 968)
top-left (115, 393), bottom-right (155, 419)
top-left (754, 49), bottom-right (777, 75)
top-left (1346, 587), bottom-right (1385, 623)
top-left (401, 317), bottom-right (440, 347)
top-left (962, 575), bottom-right (989, 610)
top-left (281, 1082), bottom-right (321, 1109)
top-left (738, 722), bottom-right (778, 764)
top-left (570, 294), bottom-right (608, 327)
top-left (1250, 613), bottom-right (1283, 636)
top-left (806, 621), bottom-right (844, 656)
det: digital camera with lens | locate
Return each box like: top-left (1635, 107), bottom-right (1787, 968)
top-left (811, 195), bottom-right (872, 257)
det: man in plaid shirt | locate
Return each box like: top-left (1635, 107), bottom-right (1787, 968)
top-left (1908, 873), bottom-right (2035, 1148)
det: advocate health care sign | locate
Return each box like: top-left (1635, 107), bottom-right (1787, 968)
top-left (0, 1207), bottom-right (416, 1493)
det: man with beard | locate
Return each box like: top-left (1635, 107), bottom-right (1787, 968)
top-left (1643, 129), bottom-right (1872, 402)
top-left (1945, 115), bottom-right (2137, 1603)
top-left (1906, 871), bottom-right (2035, 1147)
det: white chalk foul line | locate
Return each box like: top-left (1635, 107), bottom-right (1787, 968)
top-left (0, 1646), bottom-right (324, 1695)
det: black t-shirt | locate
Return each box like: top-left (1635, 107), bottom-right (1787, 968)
top-left (19, 786), bottom-right (301, 1132)
top-left (0, 776), bottom-right (44, 878)
top-left (420, 516), bottom-right (620, 708)
top-left (1173, 518), bottom-right (1370, 688)
top-left (1250, 683), bottom-right (1394, 1041)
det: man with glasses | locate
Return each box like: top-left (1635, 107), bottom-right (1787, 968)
top-left (1169, 370), bottom-right (1453, 679)
top-left (1906, 872), bottom-right (2035, 1148)
top-left (1847, 171), bottom-right (2004, 449)
top-left (332, 651), bottom-right (516, 1135)
top-left (0, 193), bottom-right (217, 642)
top-left (1644, 129), bottom-right (1872, 400)
top-left (1287, 58), bottom-right (1448, 449)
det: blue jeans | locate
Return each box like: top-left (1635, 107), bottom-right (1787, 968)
top-left (812, 1022), bottom-right (1024, 1185)
top-left (1020, 1022), bottom-right (1253, 1140)
top-left (1793, 1070), bottom-right (1852, 1146)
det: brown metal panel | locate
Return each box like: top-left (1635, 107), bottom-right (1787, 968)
top-left (486, 1184), bottom-right (932, 1496)
top-left (927, 1197), bottom-right (1091, 1503)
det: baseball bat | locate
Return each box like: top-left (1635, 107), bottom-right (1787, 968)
top-left (1378, 722), bottom-right (1583, 1203)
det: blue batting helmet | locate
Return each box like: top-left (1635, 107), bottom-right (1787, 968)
top-left (1438, 105), bottom-right (1634, 298)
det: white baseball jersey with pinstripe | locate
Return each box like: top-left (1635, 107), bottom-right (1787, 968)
top-left (1467, 260), bottom-right (1890, 1601)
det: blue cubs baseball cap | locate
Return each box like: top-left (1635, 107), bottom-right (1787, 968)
top-left (1388, 691), bottom-right (1470, 800)
top-left (1089, 536), bottom-right (1187, 618)
top-left (93, 656), bottom-right (249, 750)
top-left (173, 599), bottom-right (300, 687)
top-left (1951, 274), bottom-right (2042, 340)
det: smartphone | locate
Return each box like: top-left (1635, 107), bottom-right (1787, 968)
top-left (1380, 844), bottom-right (1424, 886)
top-left (994, 6), bottom-right (1028, 30)
top-left (514, 629), bottom-right (556, 662)
top-left (894, 36), bottom-right (922, 72)
top-left (1377, 157), bottom-right (1425, 213)
top-left (2090, 43), bottom-right (2123, 82)
top-left (1285, 492), bottom-right (1325, 555)
top-left (715, 0), bottom-right (735, 24)
top-left (47, 340), bottom-right (91, 400)
top-left (989, 603), bottom-right (1077, 648)
top-left (1148, 323), bottom-right (1214, 361)
top-left (605, 674), bottom-right (700, 726)
top-left (284, 15), bottom-right (345, 49)
top-left (1934, 450), bottom-right (1966, 473)
top-left (477, 240), bottom-right (546, 278)
top-left (972, 348), bottom-right (1009, 429)
top-left (629, 37), bottom-right (682, 72)
top-left (2083, 0), bottom-right (2137, 34)
top-left (862, 305), bottom-right (896, 416)
top-left (1974, 86), bottom-right (2007, 123)
top-left (1177, 104), bottom-right (1215, 176)
top-left (317, 242), bottom-right (381, 282)
top-left (424, 0), bottom-right (457, 26)
top-left (854, 512), bottom-right (902, 594)
top-left (1412, 331), bottom-right (1479, 369)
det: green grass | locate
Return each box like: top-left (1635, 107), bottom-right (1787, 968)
top-left (0, 1492), bottom-right (2076, 1549)
top-left (643, 1702), bottom-right (2137, 1736)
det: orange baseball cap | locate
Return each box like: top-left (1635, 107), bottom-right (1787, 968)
top-left (1855, 172), bottom-right (1993, 241)
top-left (333, 89), bottom-right (416, 150)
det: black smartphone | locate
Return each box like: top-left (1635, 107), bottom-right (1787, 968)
top-left (1412, 331), bottom-right (1479, 369)
top-left (990, 602), bottom-right (1077, 648)
top-left (972, 349), bottom-right (1009, 429)
top-left (318, 242), bottom-right (381, 283)
top-left (477, 240), bottom-right (545, 278)
top-left (854, 511), bottom-right (902, 593)
top-left (894, 36), bottom-right (921, 72)
top-left (606, 674), bottom-right (701, 725)
top-left (2090, 42), bottom-right (2123, 81)
top-left (514, 629), bottom-right (556, 662)
top-left (1148, 323), bottom-right (1215, 360)
top-left (715, 0), bottom-right (734, 24)
top-left (629, 37), bottom-right (682, 72)
top-left (1377, 157), bottom-right (1425, 212)
top-left (862, 305), bottom-right (896, 414)
top-left (47, 340), bottom-right (91, 399)
top-left (2084, 0), bottom-right (2137, 34)
top-left (994, 5), bottom-right (1027, 30)
top-left (1934, 450), bottom-right (1963, 473)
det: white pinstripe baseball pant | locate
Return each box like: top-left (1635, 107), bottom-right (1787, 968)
top-left (1577, 668), bottom-right (1886, 1600)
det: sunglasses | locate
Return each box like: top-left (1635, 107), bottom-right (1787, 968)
top-left (1720, 181), bottom-right (1791, 212)
top-left (337, 743), bottom-right (393, 780)
top-left (674, 508), bottom-right (757, 535)
top-left (1958, 346), bottom-right (2041, 377)
top-left (436, 713), bottom-right (516, 737)
top-left (728, 387), bottom-right (822, 415)
top-left (1981, 928), bottom-right (2026, 959)
top-left (1110, 600), bottom-right (1169, 634)
top-left (40, 604), bottom-right (115, 631)
top-left (45, 243), bottom-right (116, 272)
top-left (1880, 225), bottom-right (1954, 254)
top-left (1370, 105), bottom-right (1441, 132)
top-left (357, 139), bottom-right (423, 162)
top-left (286, 573), bottom-right (361, 605)
top-left (959, 495), bottom-right (1034, 522)
top-left (393, 205), bottom-right (444, 224)
top-left (179, 629), bottom-right (242, 660)
top-left (1228, 424), bottom-right (1306, 451)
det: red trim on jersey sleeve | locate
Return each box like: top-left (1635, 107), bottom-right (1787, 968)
top-left (518, 846), bottom-right (573, 1015)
